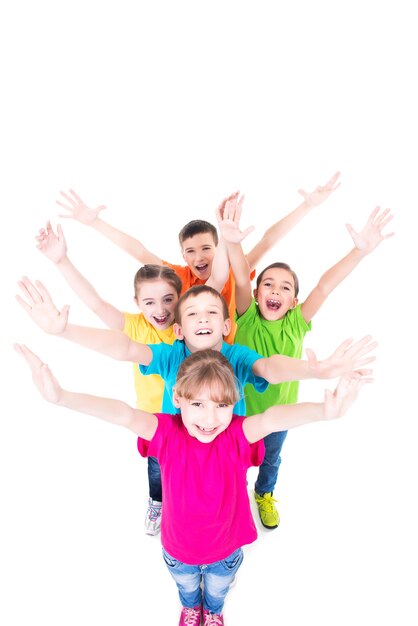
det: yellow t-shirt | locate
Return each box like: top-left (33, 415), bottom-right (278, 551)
top-left (123, 312), bottom-right (176, 412)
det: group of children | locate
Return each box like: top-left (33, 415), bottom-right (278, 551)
top-left (15, 173), bottom-right (393, 625)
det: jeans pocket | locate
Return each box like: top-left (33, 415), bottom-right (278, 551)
top-left (221, 548), bottom-right (243, 571)
top-left (162, 549), bottom-right (182, 569)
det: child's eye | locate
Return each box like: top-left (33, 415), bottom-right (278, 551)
top-left (163, 297), bottom-right (174, 304)
top-left (217, 403), bottom-right (229, 408)
top-left (144, 301), bottom-right (155, 306)
top-left (264, 282), bottom-right (271, 287)
top-left (191, 401), bottom-right (203, 407)
top-left (209, 310), bottom-right (219, 315)
top-left (187, 312), bottom-right (196, 317)
top-left (283, 286), bottom-right (290, 291)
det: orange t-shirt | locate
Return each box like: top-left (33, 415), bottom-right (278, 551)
top-left (163, 262), bottom-right (255, 344)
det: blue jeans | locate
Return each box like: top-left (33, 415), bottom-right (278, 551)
top-left (148, 456), bottom-right (162, 501)
top-left (162, 547), bottom-right (243, 614)
top-left (255, 430), bottom-right (288, 495)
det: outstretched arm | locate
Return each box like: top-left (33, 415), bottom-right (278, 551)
top-left (246, 172), bottom-right (341, 270)
top-left (243, 370), bottom-right (372, 443)
top-left (15, 277), bottom-right (153, 365)
top-left (36, 221), bottom-right (125, 329)
top-left (205, 192), bottom-right (240, 292)
top-left (14, 344), bottom-right (158, 439)
top-left (56, 189), bottom-right (162, 265)
top-left (216, 193), bottom-right (255, 315)
top-left (252, 335), bottom-right (376, 383)
top-left (301, 206), bottom-right (395, 323)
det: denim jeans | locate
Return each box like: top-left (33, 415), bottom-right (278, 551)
top-left (162, 547), bottom-right (243, 614)
top-left (147, 456), bottom-right (162, 501)
top-left (254, 429), bottom-right (288, 495)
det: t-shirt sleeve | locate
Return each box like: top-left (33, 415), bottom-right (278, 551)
top-left (137, 413), bottom-right (170, 459)
top-left (291, 303), bottom-right (312, 334)
top-left (232, 416), bottom-right (265, 467)
top-left (139, 343), bottom-right (170, 377)
top-left (227, 343), bottom-right (269, 394)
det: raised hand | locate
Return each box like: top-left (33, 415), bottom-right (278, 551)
top-left (14, 344), bottom-right (62, 404)
top-left (323, 371), bottom-right (373, 420)
top-left (216, 192), bottom-right (255, 244)
top-left (346, 206), bottom-right (395, 256)
top-left (56, 189), bottom-right (106, 225)
top-left (15, 277), bottom-right (69, 335)
top-left (298, 171), bottom-right (341, 208)
top-left (36, 221), bottom-right (67, 264)
top-left (306, 335), bottom-right (377, 380)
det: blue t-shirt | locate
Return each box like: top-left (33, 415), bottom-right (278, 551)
top-left (140, 340), bottom-right (268, 414)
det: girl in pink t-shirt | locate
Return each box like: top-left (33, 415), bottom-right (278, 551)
top-left (16, 345), bottom-right (372, 626)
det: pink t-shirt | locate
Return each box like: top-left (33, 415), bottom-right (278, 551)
top-left (137, 413), bottom-right (265, 564)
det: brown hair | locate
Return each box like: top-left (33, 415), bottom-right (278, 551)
top-left (174, 285), bottom-right (229, 324)
top-left (256, 262), bottom-right (300, 297)
top-left (178, 220), bottom-right (218, 247)
top-left (134, 264), bottom-right (182, 299)
top-left (175, 349), bottom-right (239, 405)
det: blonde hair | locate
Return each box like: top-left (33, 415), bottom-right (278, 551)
top-left (175, 349), bottom-right (240, 406)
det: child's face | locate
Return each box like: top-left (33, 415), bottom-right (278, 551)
top-left (174, 292), bottom-right (231, 352)
top-left (255, 267), bottom-right (298, 321)
top-left (173, 386), bottom-right (234, 443)
top-left (181, 233), bottom-right (217, 281)
top-left (135, 280), bottom-right (178, 330)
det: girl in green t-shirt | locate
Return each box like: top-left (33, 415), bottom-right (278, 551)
top-left (217, 193), bottom-right (394, 529)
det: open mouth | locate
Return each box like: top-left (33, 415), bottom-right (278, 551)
top-left (195, 263), bottom-right (209, 274)
top-left (196, 425), bottom-right (217, 435)
top-left (266, 299), bottom-right (281, 311)
top-left (153, 314), bottom-right (170, 325)
top-left (195, 328), bottom-right (212, 335)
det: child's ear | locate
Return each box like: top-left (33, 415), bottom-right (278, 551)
top-left (291, 298), bottom-right (299, 309)
top-left (172, 389), bottom-right (181, 409)
top-left (253, 288), bottom-right (258, 300)
top-left (174, 322), bottom-right (184, 340)
top-left (222, 318), bottom-right (232, 336)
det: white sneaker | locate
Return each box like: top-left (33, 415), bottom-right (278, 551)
top-left (144, 498), bottom-right (162, 535)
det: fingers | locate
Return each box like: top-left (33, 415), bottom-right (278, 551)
top-left (324, 171), bottom-right (341, 189)
top-left (13, 343), bottom-right (43, 368)
top-left (68, 189), bottom-right (84, 203)
top-left (34, 279), bottom-right (54, 305)
top-left (343, 335), bottom-right (377, 359)
top-left (17, 276), bottom-right (42, 305)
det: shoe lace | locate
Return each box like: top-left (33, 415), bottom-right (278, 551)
top-left (147, 501), bottom-right (162, 522)
top-left (203, 613), bottom-right (223, 626)
top-left (259, 493), bottom-right (278, 513)
top-left (183, 607), bottom-right (201, 625)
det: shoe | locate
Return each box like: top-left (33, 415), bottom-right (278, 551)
top-left (203, 609), bottom-right (224, 625)
top-left (254, 491), bottom-right (280, 529)
top-left (179, 606), bottom-right (202, 625)
top-left (144, 498), bottom-right (162, 535)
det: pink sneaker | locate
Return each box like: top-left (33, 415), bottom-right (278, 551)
top-left (203, 609), bottom-right (224, 625)
top-left (179, 605), bottom-right (202, 625)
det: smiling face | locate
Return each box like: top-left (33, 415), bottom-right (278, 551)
top-left (255, 267), bottom-right (298, 321)
top-left (181, 232), bottom-right (217, 281)
top-left (174, 290), bottom-right (231, 352)
top-left (173, 386), bottom-right (234, 443)
top-left (135, 279), bottom-right (178, 330)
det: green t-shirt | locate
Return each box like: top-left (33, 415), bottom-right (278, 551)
top-left (234, 299), bottom-right (311, 416)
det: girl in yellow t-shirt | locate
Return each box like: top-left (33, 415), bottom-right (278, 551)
top-left (35, 221), bottom-right (182, 536)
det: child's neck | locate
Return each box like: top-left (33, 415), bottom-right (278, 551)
top-left (184, 337), bottom-right (225, 353)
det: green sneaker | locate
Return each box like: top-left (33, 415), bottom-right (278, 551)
top-left (254, 491), bottom-right (280, 529)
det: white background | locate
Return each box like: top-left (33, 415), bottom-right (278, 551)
top-left (1, 1), bottom-right (417, 624)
